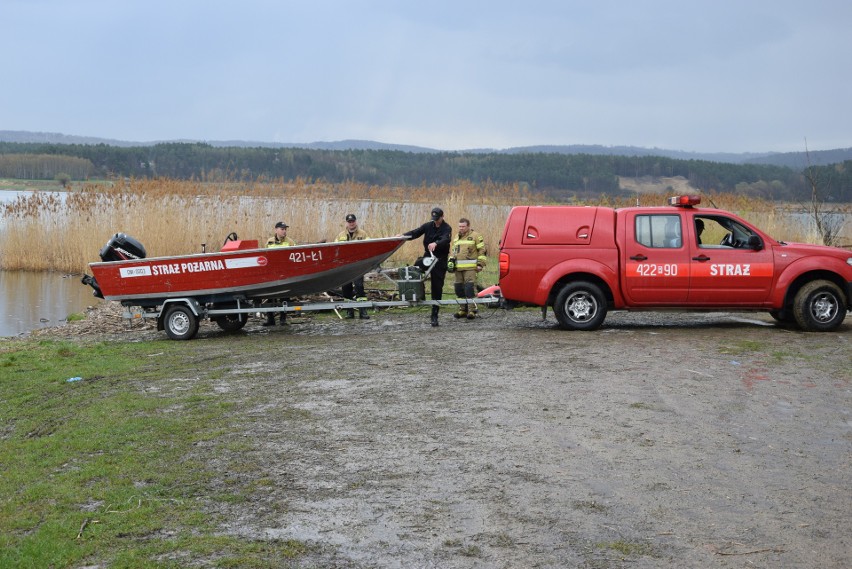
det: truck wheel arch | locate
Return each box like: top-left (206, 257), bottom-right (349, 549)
top-left (548, 273), bottom-right (614, 308)
top-left (774, 269), bottom-right (849, 318)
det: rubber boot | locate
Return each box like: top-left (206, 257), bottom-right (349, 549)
top-left (346, 308), bottom-right (355, 319)
top-left (430, 305), bottom-right (439, 327)
top-left (359, 308), bottom-right (370, 319)
top-left (279, 312), bottom-right (287, 325)
top-left (262, 312), bottom-right (276, 326)
top-left (465, 282), bottom-right (477, 320)
top-left (454, 283), bottom-right (467, 318)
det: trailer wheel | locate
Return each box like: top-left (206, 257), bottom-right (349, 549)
top-left (553, 281), bottom-right (607, 331)
top-left (163, 304), bottom-right (200, 340)
top-left (792, 280), bottom-right (847, 332)
top-left (214, 313), bottom-right (247, 332)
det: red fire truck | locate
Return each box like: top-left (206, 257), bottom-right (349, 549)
top-left (497, 196), bottom-right (852, 332)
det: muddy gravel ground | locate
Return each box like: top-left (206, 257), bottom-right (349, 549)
top-left (39, 305), bottom-right (852, 567)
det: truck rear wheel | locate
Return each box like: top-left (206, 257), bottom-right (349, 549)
top-left (553, 281), bottom-right (607, 331)
top-left (163, 304), bottom-right (200, 340)
top-left (792, 279), bottom-right (847, 332)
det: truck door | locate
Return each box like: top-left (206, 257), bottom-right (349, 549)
top-left (621, 212), bottom-right (690, 304)
top-left (687, 215), bottom-right (774, 304)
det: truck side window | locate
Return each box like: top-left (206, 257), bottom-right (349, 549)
top-left (635, 215), bottom-right (681, 248)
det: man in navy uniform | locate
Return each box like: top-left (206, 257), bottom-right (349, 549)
top-left (402, 207), bottom-right (452, 326)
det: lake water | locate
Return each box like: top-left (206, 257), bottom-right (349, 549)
top-left (0, 270), bottom-right (99, 337)
top-left (0, 189), bottom-right (97, 336)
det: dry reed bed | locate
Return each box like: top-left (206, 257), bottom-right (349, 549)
top-left (1, 179), bottom-right (848, 274)
top-left (0, 179), bottom-right (528, 273)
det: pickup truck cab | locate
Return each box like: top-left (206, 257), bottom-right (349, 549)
top-left (498, 196), bottom-right (852, 331)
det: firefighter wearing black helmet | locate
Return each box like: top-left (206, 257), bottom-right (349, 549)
top-left (400, 207), bottom-right (452, 326)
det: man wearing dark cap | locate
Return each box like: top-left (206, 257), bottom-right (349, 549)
top-left (266, 221), bottom-right (295, 248)
top-left (401, 207), bottom-right (452, 326)
top-left (263, 221), bottom-right (296, 326)
top-left (334, 214), bottom-right (370, 319)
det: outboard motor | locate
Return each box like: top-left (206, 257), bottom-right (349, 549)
top-left (82, 233), bottom-right (148, 298)
top-left (98, 233), bottom-right (147, 262)
top-left (81, 274), bottom-right (103, 298)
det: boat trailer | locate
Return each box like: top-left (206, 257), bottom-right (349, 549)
top-left (118, 262), bottom-right (501, 340)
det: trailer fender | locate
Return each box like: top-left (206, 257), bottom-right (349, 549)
top-left (156, 298), bottom-right (204, 331)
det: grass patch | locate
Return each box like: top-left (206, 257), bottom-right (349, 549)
top-left (442, 539), bottom-right (482, 557)
top-left (595, 539), bottom-right (657, 557)
top-left (718, 339), bottom-right (765, 355)
top-left (573, 500), bottom-right (608, 513)
top-left (0, 338), bottom-right (310, 567)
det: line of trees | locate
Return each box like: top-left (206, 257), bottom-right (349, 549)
top-left (0, 153), bottom-right (94, 181)
top-left (0, 141), bottom-right (849, 202)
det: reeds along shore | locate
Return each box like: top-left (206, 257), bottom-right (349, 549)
top-left (0, 178), bottom-right (849, 274)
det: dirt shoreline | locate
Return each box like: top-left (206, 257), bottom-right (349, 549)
top-left (30, 305), bottom-right (852, 567)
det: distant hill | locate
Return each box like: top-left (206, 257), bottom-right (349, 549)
top-left (498, 144), bottom-right (852, 167)
top-left (499, 144), bottom-right (768, 164)
top-left (742, 147), bottom-right (852, 168)
top-left (2, 130), bottom-right (851, 168)
top-left (0, 131), bottom-right (437, 153)
top-left (0, 130), bottom-right (142, 147)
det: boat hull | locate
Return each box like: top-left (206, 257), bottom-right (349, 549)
top-left (88, 237), bottom-right (407, 302)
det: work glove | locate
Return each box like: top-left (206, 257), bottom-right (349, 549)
top-left (447, 259), bottom-right (456, 273)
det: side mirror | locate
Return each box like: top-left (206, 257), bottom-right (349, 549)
top-left (748, 235), bottom-right (763, 251)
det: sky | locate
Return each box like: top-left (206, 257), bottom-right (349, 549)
top-left (2, 0), bottom-right (850, 153)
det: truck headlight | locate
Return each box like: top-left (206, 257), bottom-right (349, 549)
top-left (847, 257), bottom-right (852, 267)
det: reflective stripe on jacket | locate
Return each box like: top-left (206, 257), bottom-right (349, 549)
top-left (455, 259), bottom-right (478, 270)
top-left (451, 230), bottom-right (487, 269)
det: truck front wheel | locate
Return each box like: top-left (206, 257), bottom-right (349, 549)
top-left (553, 282), bottom-right (607, 331)
top-left (792, 280), bottom-right (847, 332)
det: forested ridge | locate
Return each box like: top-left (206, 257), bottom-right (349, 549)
top-left (1, 141), bottom-right (850, 202)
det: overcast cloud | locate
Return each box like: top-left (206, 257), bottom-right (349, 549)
top-left (2, 0), bottom-right (850, 152)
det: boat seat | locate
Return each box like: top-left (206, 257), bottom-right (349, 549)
top-left (220, 239), bottom-right (259, 251)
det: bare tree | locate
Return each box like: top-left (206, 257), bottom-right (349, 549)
top-left (802, 139), bottom-right (843, 246)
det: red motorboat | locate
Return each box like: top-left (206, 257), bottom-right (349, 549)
top-left (81, 232), bottom-right (499, 340)
top-left (83, 233), bottom-right (407, 304)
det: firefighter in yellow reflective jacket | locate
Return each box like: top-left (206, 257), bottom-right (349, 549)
top-left (334, 214), bottom-right (371, 319)
top-left (448, 218), bottom-right (487, 319)
top-left (263, 221), bottom-right (295, 326)
top-left (265, 221), bottom-right (296, 248)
